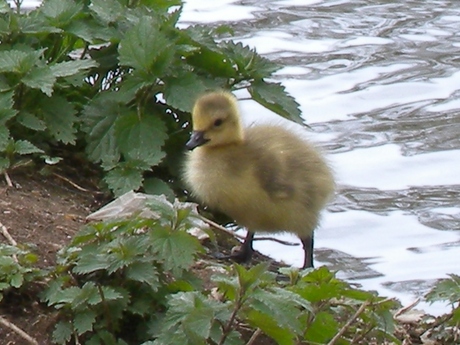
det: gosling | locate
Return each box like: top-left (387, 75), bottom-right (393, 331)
top-left (184, 91), bottom-right (334, 268)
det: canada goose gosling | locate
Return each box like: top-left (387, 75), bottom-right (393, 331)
top-left (184, 91), bottom-right (334, 268)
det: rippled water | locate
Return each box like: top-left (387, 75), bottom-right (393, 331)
top-left (17, 0), bottom-right (460, 314)
top-left (182, 0), bottom-right (460, 314)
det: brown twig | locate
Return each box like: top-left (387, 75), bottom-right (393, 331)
top-left (52, 172), bottom-right (102, 194)
top-left (246, 328), bottom-right (262, 345)
top-left (394, 298), bottom-right (421, 318)
top-left (4, 171), bottom-right (13, 188)
top-left (198, 215), bottom-right (299, 246)
top-left (0, 221), bottom-right (17, 246)
top-left (327, 300), bottom-right (370, 345)
top-left (0, 316), bottom-right (39, 345)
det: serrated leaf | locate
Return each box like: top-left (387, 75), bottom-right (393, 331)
top-left (426, 274), bottom-right (460, 304)
top-left (0, 126), bottom-right (10, 151)
top-left (73, 253), bottom-right (110, 275)
top-left (41, 0), bottom-right (83, 27)
top-left (10, 273), bottom-right (24, 288)
top-left (144, 177), bottom-right (175, 202)
top-left (118, 16), bottom-right (174, 74)
top-left (50, 60), bottom-right (98, 78)
top-left (249, 288), bottom-right (303, 334)
top-left (66, 19), bottom-right (117, 43)
top-left (0, 50), bottom-right (40, 74)
top-left (151, 228), bottom-right (202, 274)
top-left (90, 0), bottom-right (125, 24)
top-left (40, 95), bottom-right (78, 144)
top-left (161, 292), bottom-right (216, 342)
top-left (304, 311), bottom-right (338, 343)
top-left (115, 111), bottom-right (167, 166)
top-left (17, 13), bottom-right (62, 34)
top-left (249, 80), bottom-right (303, 124)
top-left (246, 309), bottom-right (295, 345)
top-left (163, 72), bottom-right (207, 112)
top-left (104, 164), bottom-right (144, 196)
top-left (125, 261), bottom-right (160, 289)
top-left (0, 92), bottom-right (17, 125)
top-left (22, 65), bottom-right (56, 96)
top-left (99, 286), bottom-right (125, 302)
top-left (74, 309), bottom-right (97, 335)
top-left (14, 140), bottom-right (44, 155)
top-left (17, 111), bottom-right (46, 130)
top-left (221, 41), bottom-right (280, 78)
top-left (183, 25), bottom-right (236, 78)
top-left (72, 282), bottom-right (100, 308)
top-left (53, 321), bottom-right (73, 344)
top-left (0, 2), bottom-right (10, 14)
top-left (82, 98), bottom-right (121, 167)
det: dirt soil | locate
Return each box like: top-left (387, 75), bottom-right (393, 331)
top-left (0, 172), bottom-right (96, 345)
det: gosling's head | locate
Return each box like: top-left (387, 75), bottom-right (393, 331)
top-left (186, 91), bottom-right (244, 150)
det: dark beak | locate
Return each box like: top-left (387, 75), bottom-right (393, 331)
top-left (186, 131), bottom-right (209, 150)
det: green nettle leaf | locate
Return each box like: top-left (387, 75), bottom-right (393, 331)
top-left (104, 164), bottom-right (144, 196)
top-left (74, 309), bottom-right (97, 335)
top-left (17, 14), bottom-right (62, 34)
top-left (17, 111), bottom-right (46, 131)
top-left (0, 2), bottom-right (10, 14)
top-left (82, 98), bottom-right (121, 167)
top-left (426, 274), bottom-right (460, 304)
top-left (10, 273), bottom-right (24, 288)
top-left (90, 0), bottom-right (126, 24)
top-left (50, 60), bottom-right (99, 78)
top-left (0, 126), bottom-right (10, 151)
top-left (221, 41), bottom-right (280, 78)
top-left (125, 261), bottom-right (160, 289)
top-left (22, 65), bottom-right (56, 96)
top-left (143, 177), bottom-right (175, 201)
top-left (73, 253), bottom-right (110, 275)
top-left (249, 288), bottom-right (303, 334)
top-left (304, 311), bottom-right (338, 343)
top-left (41, 0), bottom-right (84, 27)
top-left (53, 321), bottom-right (73, 344)
top-left (150, 228), bottom-right (202, 274)
top-left (14, 140), bottom-right (44, 155)
top-left (115, 111), bottom-right (167, 166)
top-left (246, 309), bottom-right (296, 345)
top-left (0, 92), bottom-right (18, 125)
top-left (40, 95), bottom-right (78, 144)
top-left (163, 72), bottom-right (208, 112)
top-left (0, 50), bottom-right (40, 74)
top-left (118, 16), bottom-right (174, 74)
top-left (158, 292), bottom-right (216, 343)
top-left (249, 80), bottom-right (303, 124)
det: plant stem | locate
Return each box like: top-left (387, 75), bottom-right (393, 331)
top-left (327, 300), bottom-right (370, 345)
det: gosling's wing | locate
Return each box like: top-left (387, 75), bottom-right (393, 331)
top-left (252, 149), bottom-right (296, 200)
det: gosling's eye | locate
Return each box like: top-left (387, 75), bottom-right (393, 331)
top-left (214, 119), bottom-right (223, 127)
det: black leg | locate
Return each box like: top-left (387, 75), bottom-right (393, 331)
top-left (301, 235), bottom-right (314, 269)
top-left (230, 231), bottom-right (255, 263)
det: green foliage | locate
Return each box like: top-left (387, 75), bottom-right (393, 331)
top-left (41, 199), bottom-right (204, 344)
top-left (0, 0), bottom-right (301, 195)
top-left (424, 274), bottom-right (460, 342)
top-left (2, 198), bottom-right (460, 344)
top-left (0, 243), bottom-right (45, 302)
top-left (153, 263), bottom-right (401, 345)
